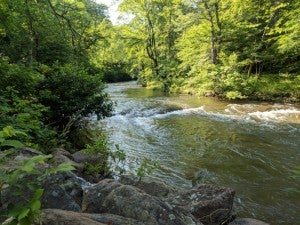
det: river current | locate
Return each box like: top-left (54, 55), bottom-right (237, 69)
top-left (96, 81), bottom-right (300, 225)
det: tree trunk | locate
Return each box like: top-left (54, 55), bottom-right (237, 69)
top-left (146, 13), bottom-right (159, 76)
top-left (202, 0), bottom-right (222, 65)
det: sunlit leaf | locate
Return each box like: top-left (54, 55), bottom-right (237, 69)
top-left (56, 163), bottom-right (75, 172)
top-left (17, 208), bottom-right (30, 220)
top-left (30, 200), bottom-right (41, 212)
top-left (1, 140), bottom-right (24, 148)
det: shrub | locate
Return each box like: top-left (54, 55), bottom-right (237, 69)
top-left (38, 64), bottom-right (113, 130)
top-left (0, 88), bottom-right (57, 150)
top-left (83, 135), bottom-right (110, 176)
top-left (0, 57), bottom-right (43, 97)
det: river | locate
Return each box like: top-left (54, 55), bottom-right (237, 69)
top-left (96, 81), bottom-right (300, 225)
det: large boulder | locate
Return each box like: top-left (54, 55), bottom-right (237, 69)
top-left (167, 184), bottom-right (235, 225)
top-left (82, 179), bottom-right (202, 225)
top-left (41, 172), bottom-right (85, 212)
top-left (119, 175), bottom-right (175, 198)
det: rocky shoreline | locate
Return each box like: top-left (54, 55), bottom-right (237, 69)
top-left (1, 148), bottom-right (270, 225)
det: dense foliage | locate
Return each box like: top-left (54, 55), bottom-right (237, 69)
top-left (0, 1), bottom-right (116, 223)
top-left (0, 0), bottom-right (116, 149)
top-left (113, 0), bottom-right (299, 101)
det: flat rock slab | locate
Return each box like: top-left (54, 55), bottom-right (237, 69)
top-left (40, 209), bottom-right (106, 225)
top-left (40, 209), bottom-right (145, 225)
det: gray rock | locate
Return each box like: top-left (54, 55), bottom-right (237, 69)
top-left (40, 208), bottom-right (146, 225)
top-left (16, 147), bottom-right (42, 157)
top-left (82, 179), bottom-right (202, 225)
top-left (51, 148), bottom-right (84, 172)
top-left (40, 209), bottom-right (106, 225)
top-left (72, 150), bottom-right (89, 163)
top-left (72, 150), bottom-right (109, 183)
top-left (49, 148), bottom-right (72, 157)
top-left (84, 212), bottom-right (146, 225)
top-left (13, 147), bottom-right (42, 161)
top-left (120, 175), bottom-right (175, 198)
top-left (167, 184), bottom-right (235, 225)
top-left (229, 218), bottom-right (270, 225)
top-left (41, 172), bottom-right (83, 212)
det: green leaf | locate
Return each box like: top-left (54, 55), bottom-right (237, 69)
top-left (17, 208), bottom-right (30, 221)
top-left (21, 161), bottom-right (35, 173)
top-left (0, 137), bottom-right (5, 143)
top-left (3, 126), bottom-right (15, 138)
top-left (32, 188), bottom-right (44, 200)
top-left (55, 163), bottom-right (75, 172)
top-left (1, 140), bottom-right (24, 148)
top-left (30, 200), bottom-right (41, 212)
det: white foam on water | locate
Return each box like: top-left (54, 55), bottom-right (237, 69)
top-left (248, 108), bottom-right (300, 122)
top-left (153, 106), bottom-right (207, 118)
top-left (75, 176), bottom-right (93, 190)
top-left (151, 104), bottom-right (300, 131)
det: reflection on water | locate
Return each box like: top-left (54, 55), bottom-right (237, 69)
top-left (96, 81), bottom-right (300, 225)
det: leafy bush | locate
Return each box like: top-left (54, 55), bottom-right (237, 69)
top-left (135, 158), bottom-right (159, 181)
top-left (257, 74), bottom-right (300, 101)
top-left (225, 91), bottom-right (247, 100)
top-left (83, 135), bottom-right (110, 176)
top-left (0, 126), bottom-right (74, 225)
top-left (82, 135), bottom-right (128, 178)
top-left (38, 64), bottom-right (113, 129)
top-left (0, 88), bottom-right (57, 150)
top-left (0, 57), bottom-right (43, 96)
top-left (0, 126), bottom-right (27, 150)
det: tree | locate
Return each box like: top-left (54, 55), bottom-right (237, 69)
top-left (119, 0), bottom-right (182, 89)
top-left (0, 0), bottom-right (114, 142)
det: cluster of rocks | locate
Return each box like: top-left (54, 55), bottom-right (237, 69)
top-left (0, 148), bottom-right (269, 225)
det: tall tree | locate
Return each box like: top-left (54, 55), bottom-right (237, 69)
top-left (119, 0), bottom-right (182, 89)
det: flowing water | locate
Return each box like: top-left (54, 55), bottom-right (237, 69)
top-left (96, 81), bottom-right (300, 224)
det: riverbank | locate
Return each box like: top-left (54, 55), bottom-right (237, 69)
top-left (142, 73), bottom-right (300, 103)
top-left (1, 147), bottom-right (270, 225)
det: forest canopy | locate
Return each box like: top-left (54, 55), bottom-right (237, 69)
top-left (115, 0), bottom-right (299, 100)
top-left (0, 0), bottom-right (114, 149)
